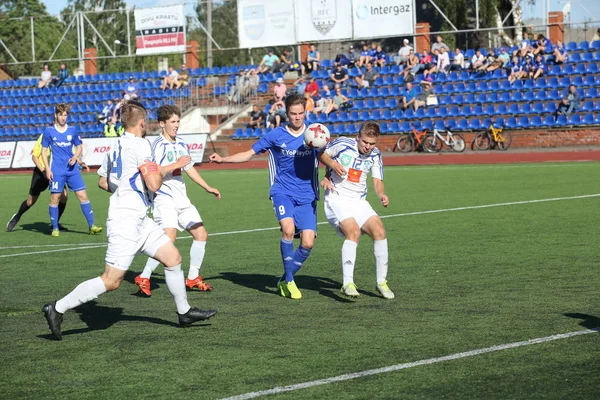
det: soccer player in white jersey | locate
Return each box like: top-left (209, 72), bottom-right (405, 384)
top-left (318, 122), bottom-right (394, 299)
top-left (134, 105), bottom-right (221, 296)
top-left (42, 101), bottom-right (216, 340)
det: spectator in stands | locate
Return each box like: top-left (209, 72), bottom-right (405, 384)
top-left (447, 48), bottom-right (464, 71)
top-left (436, 47), bottom-right (450, 75)
top-left (373, 44), bottom-right (388, 68)
top-left (304, 92), bottom-right (315, 115)
top-left (345, 45), bottom-right (358, 68)
top-left (122, 76), bottom-right (140, 99)
top-left (301, 44), bottom-right (320, 75)
top-left (508, 56), bottom-right (525, 83)
top-left (553, 40), bottom-right (568, 64)
top-left (423, 50), bottom-right (438, 79)
top-left (555, 98), bottom-right (570, 120)
top-left (274, 49), bottom-right (293, 73)
top-left (273, 77), bottom-right (287, 102)
top-left (229, 69), bottom-right (249, 103)
top-left (335, 45), bottom-right (357, 68)
top-left (267, 99), bottom-right (287, 128)
top-left (401, 81), bottom-right (418, 110)
top-left (414, 80), bottom-right (435, 111)
top-left (354, 62), bottom-right (379, 88)
top-left (532, 35), bottom-right (548, 56)
top-left (97, 99), bottom-right (114, 124)
top-left (50, 64), bottom-right (69, 88)
top-left (402, 49), bottom-right (419, 79)
top-left (314, 93), bottom-right (332, 114)
top-left (431, 35), bottom-right (449, 53)
top-left (397, 39), bottom-right (413, 65)
top-left (531, 54), bottom-right (547, 80)
top-left (160, 66), bottom-right (179, 90)
top-left (521, 56), bottom-right (535, 77)
top-left (486, 49), bottom-right (508, 73)
top-left (174, 64), bottom-right (190, 89)
top-left (564, 84), bottom-right (581, 114)
top-left (305, 76), bottom-right (320, 97)
top-left (38, 65), bottom-right (52, 89)
top-left (293, 76), bottom-right (307, 96)
top-left (258, 48), bottom-right (279, 73)
top-left (515, 31), bottom-right (532, 58)
top-left (327, 64), bottom-right (349, 91)
top-left (246, 68), bottom-right (259, 92)
top-left (470, 49), bottom-right (485, 71)
top-left (358, 44), bottom-right (371, 67)
top-left (418, 50), bottom-right (435, 79)
top-left (112, 97), bottom-right (126, 126)
top-left (247, 105), bottom-right (266, 128)
top-left (325, 86), bottom-right (351, 115)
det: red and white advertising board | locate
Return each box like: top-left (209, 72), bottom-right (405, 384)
top-left (0, 142), bottom-right (15, 169)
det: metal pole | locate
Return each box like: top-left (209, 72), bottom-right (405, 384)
top-left (80, 12), bottom-right (86, 74)
top-left (31, 17), bottom-right (35, 62)
top-left (126, 10), bottom-right (132, 57)
top-left (475, 0), bottom-right (479, 30)
top-left (546, 0), bottom-right (550, 38)
top-left (49, 15), bottom-right (77, 61)
top-left (207, 0), bottom-right (213, 68)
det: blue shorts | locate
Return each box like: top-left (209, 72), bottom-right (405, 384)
top-left (50, 169), bottom-right (86, 193)
top-left (272, 194), bottom-right (317, 233)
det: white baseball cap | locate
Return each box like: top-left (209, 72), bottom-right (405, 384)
top-left (404, 39), bottom-right (409, 44)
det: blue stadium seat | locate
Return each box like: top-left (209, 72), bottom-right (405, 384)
top-left (415, 108), bottom-right (425, 118)
top-left (524, 91), bottom-right (535, 102)
top-left (535, 91), bottom-right (547, 101)
top-left (568, 114), bottom-right (581, 125)
top-left (425, 108), bottom-right (436, 118)
top-left (434, 120), bottom-right (446, 131)
top-left (466, 82), bottom-right (477, 92)
top-left (500, 80), bottom-right (511, 91)
top-left (379, 122), bottom-right (390, 133)
top-left (506, 117), bottom-right (518, 129)
top-left (511, 91), bottom-right (523, 102)
top-left (382, 109), bottom-right (392, 120)
top-left (493, 118), bottom-right (505, 128)
top-left (453, 94), bottom-right (464, 105)
top-left (484, 105), bottom-right (495, 116)
top-left (460, 106), bottom-right (472, 117)
top-left (403, 109), bottom-right (414, 119)
top-left (578, 41), bottom-right (590, 50)
top-left (530, 115), bottom-right (543, 128)
top-left (390, 121), bottom-right (401, 133)
top-left (524, 79), bottom-right (535, 89)
top-left (376, 98), bottom-right (387, 109)
top-left (476, 93), bottom-right (487, 104)
top-left (520, 103), bottom-right (532, 115)
top-left (469, 119), bottom-right (481, 130)
top-left (489, 81), bottom-right (500, 92)
top-left (437, 107), bottom-right (448, 117)
top-left (387, 98), bottom-right (398, 109)
top-left (328, 113), bottom-right (339, 123)
top-left (592, 40), bottom-right (600, 50)
top-left (532, 102), bottom-right (544, 114)
top-left (472, 105), bottom-right (484, 116)
top-left (587, 63), bottom-right (599, 74)
top-left (392, 109), bottom-right (403, 120)
top-left (354, 100), bottom-right (364, 109)
top-left (542, 115), bottom-right (555, 127)
top-left (446, 119), bottom-right (457, 130)
top-left (582, 113), bottom-right (595, 125)
top-left (500, 92), bottom-right (511, 102)
top-left (584, 75), bottom-right (596, 86)
top-left (518, 116), bottom-right (530, 128)
top-left (497, 104), bottom-right (508, 115)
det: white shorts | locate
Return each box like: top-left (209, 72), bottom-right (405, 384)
top-left (324, 195), bottom-right (377, 237)
top-left (153, 197), bottom-right (202, 231)
top-left (105, 216), bottom-right (171, 270)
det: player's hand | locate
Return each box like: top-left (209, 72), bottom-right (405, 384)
top-left (331, 161), bottom-right (346, 177)
top-left (81, 162), bottom-right (90, 173)
top-left (45, 169), bottom-right (53, 181)
top-left (209, 153), bottom-right (223, 163)
top-left (380, 194), bottom-right (389, 208)
top-left (206, 187), bottom-right (221, 199)
top-left (175, 155), bottom-right (192, 168)
top-left (68, 156), bottom-right (77, 166)
top-left (320, 177), bottom-right (334, 192)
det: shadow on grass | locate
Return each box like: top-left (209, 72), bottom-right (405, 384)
top-left (20, 222), bottom-right (88, 235)
top-left (564, 313), bottom-right (600, 330)
top-left (38, 301), bottom-right (211, 340)
top-left (216, 272), bottom-right (355, 302)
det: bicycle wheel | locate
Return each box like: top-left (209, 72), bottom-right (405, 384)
top-left (474, 132), bottom-right (491, 150)
top-left (423, 134), bottom-right (442, 153)
top-left (396, 134), bottom-right (415, 153)
top-left (496, 131), bottom-right (512, 150)
top-left (450, 134), bottom-right (466, 152)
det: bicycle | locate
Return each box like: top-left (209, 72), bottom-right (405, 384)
top-left (422, 128), bottom-right (466, 153)
top-left (474, 125), bottom-right (512, 151)
top-left (396, 127), bottom-right (428, 153)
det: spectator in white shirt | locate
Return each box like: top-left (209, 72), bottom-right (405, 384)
top-left (447, 48), bottom-right (464, 71)
top-left (160, 66), bottom-right (179, 90)
top-left (38, 65), bottom-right (52, 89)
top-left (437, 47), bottom-right (450, 73)
top-left (397, 39), bottom-right (413, 65)
top-left (470, 50), bottom-right (485, 70)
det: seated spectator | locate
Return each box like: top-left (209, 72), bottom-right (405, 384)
top-left (267, 100), bottom-right (286, 128)
top-left (470, 49), bottom-right (485, 71)
top-left (292, 76), bottom-right (307, 96)
top-left (436, 47), bottom-right (450, 75)
top-left (304, 92), bottom-right (315, 115)
top-left (355, 62), bottom-right (379, 88)
top-left (373, 45), bottom-right (388, 68)
top-left (413, 50), bottom-right (433, 77)
top-left (122, 76), bottom-right (140, 99)
top-left (508, 56), bottom-right (525, 83)
top-left (357, 44), bottom-right (371, 67)
top-left (247, 105), bottom-right (266, 128)
top-left (555, 98), bottom-right (570, 120)
top-left (305, 76), bottom-right (320, 97)
top-left (447, 48), bottom-right (464, 71)
top-left (324, 87), bottom-right (350, 115)
top-left (273, 77), bottom-right (287, 101)
top-left (532, 35), bottom-right (548, 56)
top-left (314, 94), bottom-right (332, 114)
top-left (553, 40), bottom-right (568, 63)
top-left (431, 35), bottom-right (449, 53)
top-left (401, 82), bottom-right (418, 110)
top-left (342, 45), bottom-right (358, 68)
top-left (174, 64), bottom-right (190, 89)
top-left (228, 69), bottom-right (249, 103)
top-left (97, 99), bottom-right (115, 124)
top-left (112, 97), bottom-right (126, 125)
top-left (301, 44), bottom-right (320, 75)
top-left (564, 84), bottom-right (581, 114)
top-left (258, 48), bottom-right (279, 73)
top-left (38, 65), bottom-right (52, 89)
top-left (160, 66), bottom-right (179, 90)
top-left (485, 49), bottom-right (506, 73)
top-left (423, 50), bottom-right (438, 79)
top-left (246, 68), bottom-right (259, 93)
top-left (521, 56), bottom-right (535, 77)
top-left (274, 49), bottom-right (293, 73)
top-left (327, 64), bottom-right (349, 90)
top-left (50, 64), bottom-right (69, 88)
top-left (515, 31), bottom-right (532, 58)
top-left (531, 54), bottom-right (547, 79)
top-left (397, 39), bottom-right (413, 65)
top-left (414, 80), bottom-right (436, 110)
top-left (402, 49), bottom-right (419, 79)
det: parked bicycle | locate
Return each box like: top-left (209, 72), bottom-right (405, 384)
top-left (423, 128), bottom-right (466, 153)
top-left (474, 125), bottom-right (512, 151)
top-left (396, 127), bottom-right (428, 153)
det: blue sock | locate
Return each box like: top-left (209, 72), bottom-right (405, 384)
top-left (280, 238), bottom-right (295, 283)
top-left (80, 201), bottom-right (95, 228)
top-left (291, 246), bottom-right (312, 277)
top-left (49, 204), bottom-right (59, 230)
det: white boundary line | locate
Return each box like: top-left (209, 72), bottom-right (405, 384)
top-left (0, 243), bottom-right (101, 250)
top-left (220, 328), bottom-right (599, 400)
top-left (1, 193), bottom-right (599, 258)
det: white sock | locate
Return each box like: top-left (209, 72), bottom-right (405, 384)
top-left (188, 240), bottom-right (206, 280)
top-left (140, 257), bottom-right (161, 279)
top-left (164, 264), bottom-right (191, 315)
top-left (55, 277), bottom-right (107, 314)
top-left (374, 239), bottom-right (389, 284)
top-left (342, 240), bottom-right (358, 286)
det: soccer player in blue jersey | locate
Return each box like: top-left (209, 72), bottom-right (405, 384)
top-left (42, 103), bottom-right (102, 237)
top-left (209, 94), bottom-right (329, 300)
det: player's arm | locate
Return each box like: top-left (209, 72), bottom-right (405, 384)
top-left (373, 178), bottom-right (389, 207)
top-left (185, 167), bottom-right (221, 199)
top-left (41, 147), bottom-right (53, 180)
top-left (98, 176), bottom-right (110, 192)
top-left (158, 155), bottom-right (192, 177)
top-left (69, 144), bottom-right (82, 166)
top-left (209, 149), bottom-right (256, 164)
top-left (139, 161), bottom-right (162, 193)
top-left (32, 154), bottom-right (45, 171)
top-left (318, 151), bottom-right (345, 177)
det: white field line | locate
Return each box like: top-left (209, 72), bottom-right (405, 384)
top-left (1, 193), bottom-right (599, 258)
top-left (0, 243), bottom-right (103, 250)
top-left (220, 328), bottom-right (599, 400)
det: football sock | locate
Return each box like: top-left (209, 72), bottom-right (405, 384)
top-left (290, 246), bottom-right (312, 277)
top-left (280, 238), bottom-right (295, 282)
top-left (140, 257), bottom-right (161, 279)
top-left (374, 239), bottom-right (389, 283)
top-left (16, 200), bottom-right (31, 218)
top-left (58, 201), bottom-right (67, 221)
top-left (188, 240), bottom-right (206, 280)
top-left (164, 264), bottom-right (191, 315)
top-left (55, 277), bottom-right (107, 314)
top-left (342, 240), bottom-right (358, 286)
top-left (49, 204), bottom-right (59, 230)
top-left (80, 201), bottom-right (95, 227)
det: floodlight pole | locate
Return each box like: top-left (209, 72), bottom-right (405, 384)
top-left (207, 0), bottom-right (213, 68)
top-left (31, 17), bottom-right (35, 62)
top-left (126, 10), bottom-right (132, 57)
top-left (476, 0), bottom-right (480, 30)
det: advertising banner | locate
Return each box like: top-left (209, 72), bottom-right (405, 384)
top-left (182, 134), bottom-right (208, 164)
top-left (81, 138), bottom-right (119, 167)
top-left (295, 0), bottom-right (353, 43)
top-left (11, 141), bottom-right (35, 168)
top-left (237, 0), bottom-right (296, 49)
top-left (352, 0), bottom-right (414, 39)
top-left (0, 142), bottom-right (15, 169)
top-left (134, 5), bottom-right (186, 55)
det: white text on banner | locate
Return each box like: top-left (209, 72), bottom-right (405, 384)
top-left (352, 0), bottom-right (414, 39)
top-left (0, 142), bottom-right (16, 169)
top-left (135, 5), bottom-right (186, 56)
top-left (237, 0), bottom-right (296, 49)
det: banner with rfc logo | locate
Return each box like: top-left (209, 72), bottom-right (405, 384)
top-left (135, 5), bottom-right (186, 55)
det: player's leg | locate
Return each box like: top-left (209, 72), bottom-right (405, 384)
top-left (67, 171), bottom-right (101, 233)
top-left (7, 169), bottom-right (47, 231)
top-left (338, 218), bottom-right (362, 297)
top-left (186, 221), bottom-right (212, 291)
top-left (361, 214), bottom-right (394, 299)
